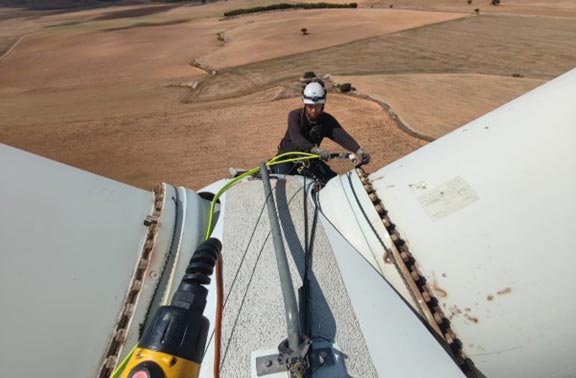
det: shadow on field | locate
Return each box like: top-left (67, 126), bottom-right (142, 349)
top-left (93, 4), bottom-right (181, 20)
top-left (0, 0), bottom-right (188, 14)
top-left (102, 18), bottom-right (191, 31)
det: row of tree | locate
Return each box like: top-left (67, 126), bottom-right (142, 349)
top-left (224, 2), bottom-right (358, 17)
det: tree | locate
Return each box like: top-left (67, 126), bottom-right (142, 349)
top-left (300, 28), bottom-right (308, 35)
top-left (339, 83), bottom-right (354, 93)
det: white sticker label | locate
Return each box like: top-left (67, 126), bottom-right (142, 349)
top-left (418, 176), bottom-right (478, 221)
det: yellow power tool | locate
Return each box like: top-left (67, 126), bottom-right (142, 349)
top-left (121, 238), bottom-right (222, 378)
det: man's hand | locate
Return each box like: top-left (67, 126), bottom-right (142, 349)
top-left (311, 146), bottom-right (330, 161)
top-left (355, 148), bottom-right (371, 166)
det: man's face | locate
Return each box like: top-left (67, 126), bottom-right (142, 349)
top-left (305, 104), bottom-right (324, 121)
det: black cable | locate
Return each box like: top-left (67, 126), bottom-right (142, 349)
top-left (302, 176), bottom-right (310, 337)
top-left (307, 189), bottom-right (327, 345)
top-left (345, 172), bottom-right (393, 256)
top-left (304, 176), bottom-right (309, 274)
top-left (307, 195), bottom-right (320, 263)
top-left (301, 179), bottom-right (322, 378)
top-left (303, 186), bottom-right (320, 289)
top-left (301, 178), bottom-right (320, 336)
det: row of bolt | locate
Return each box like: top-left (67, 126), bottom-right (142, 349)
top-left (99, 184), bottom-right (166, 375)
top-left (356, 168), bottom-right (473, 375)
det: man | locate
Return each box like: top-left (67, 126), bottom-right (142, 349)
top-left (272, 80), bottom-right (370, 182)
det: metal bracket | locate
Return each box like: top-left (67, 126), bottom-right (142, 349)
top-left (255, 347), bottom-right (335, 377)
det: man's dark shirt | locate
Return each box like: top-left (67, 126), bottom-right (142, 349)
top-left (278, 108), bottom-right (360, 154)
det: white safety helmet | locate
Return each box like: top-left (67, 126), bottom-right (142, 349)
top-left (302, 82), bottom-right (326, 105)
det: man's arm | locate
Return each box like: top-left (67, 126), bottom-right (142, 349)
top-left (325, 114), bottom-right (361, 152)
top-left (325, 114), bottom-right (370, 166)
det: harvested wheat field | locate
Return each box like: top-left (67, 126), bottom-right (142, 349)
top-left (0, 0), bottom-right (575, 190)
top-left (333, 73), bottom-right (546, 139)
top-left (1, 93), bottom-right (420, 189)
top-left (198, 9), bottom-right (466, 69)
top-left (366, 0), bottom-right (576, 17)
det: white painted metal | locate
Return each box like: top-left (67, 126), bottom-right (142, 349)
top-left (319, 171), bottom-right (418, 309)
top-left (0, 144), bottom-right (215, 377)
top-left (368, 68), bottom-right (576, 378)
top-left (0, 144), bottom-right (160, 377)
top-left (320, 215), bottom-right (466, 377)
top-left (119, 183), bottom-right (178, 364)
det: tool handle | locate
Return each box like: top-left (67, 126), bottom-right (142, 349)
top-left (328, 152), bottom-right (354, 160)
